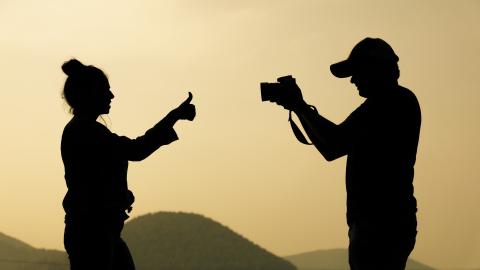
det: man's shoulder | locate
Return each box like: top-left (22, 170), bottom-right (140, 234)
top-left (396, 86), bottom-right (420, 105)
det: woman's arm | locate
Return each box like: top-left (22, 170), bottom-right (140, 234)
top-left (113, 92), bottom-right (196, 161)
top-left (115, 113), bottom-right (180, 161)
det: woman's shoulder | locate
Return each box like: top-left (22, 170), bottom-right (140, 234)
top-left (63, 117), bottom-right (111, 140)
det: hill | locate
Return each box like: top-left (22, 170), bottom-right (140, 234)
top-left (0, 232), bottom-right (68, 270)
top-left (122, 211), bottom-right (296, 270)
top-left (284, 248), bottom-right (436, 270)
top-left (0, 212), bottom-right (294, 270)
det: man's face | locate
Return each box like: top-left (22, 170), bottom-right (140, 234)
top-left (350, 66), bottom-right (383, 98)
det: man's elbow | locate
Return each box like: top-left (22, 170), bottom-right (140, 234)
top-left (320, 149), bottom-right (346, 162)
top-left (323, 153), bottom-right (340, 162)
top-left (324, 155), bottom-right (337, 162)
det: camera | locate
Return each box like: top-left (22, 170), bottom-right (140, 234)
top-left (260, 75), bottom-right (295, 102)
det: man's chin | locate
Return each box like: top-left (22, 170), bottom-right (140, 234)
top-left (358, 90), bottom-right (368, 98)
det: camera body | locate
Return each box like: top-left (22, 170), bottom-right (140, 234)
top-left (260, 75), bottom-right (295, 102)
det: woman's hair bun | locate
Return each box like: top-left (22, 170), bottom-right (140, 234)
top-left (62, 59), bottom-right (85, 76)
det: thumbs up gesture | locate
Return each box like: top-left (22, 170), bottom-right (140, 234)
top-left (174, 92), bottom-right (196, 121)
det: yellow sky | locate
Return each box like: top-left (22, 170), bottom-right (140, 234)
top-left (0, 0), bottom-right (479, 268)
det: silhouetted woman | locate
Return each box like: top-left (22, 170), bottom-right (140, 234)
top-left (60, 59), bottom-right (195, 270)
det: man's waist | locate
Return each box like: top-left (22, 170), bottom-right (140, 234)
top-left (347, 204), bottom-right (417, 225)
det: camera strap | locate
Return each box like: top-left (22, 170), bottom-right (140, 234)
top-left (288, 110), bottom-right (312, 145)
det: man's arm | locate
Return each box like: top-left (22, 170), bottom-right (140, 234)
top-left (293, 101), bottom-right (348, 161)
top-left (271, 76), bottom-right (348, 160)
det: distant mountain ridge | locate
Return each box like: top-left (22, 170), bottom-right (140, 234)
top-left (0, 232), bottom-right (68, 270)
top-left (284, 248), bottom-right (436, 270)
top-left (0, 232), bottom-right (34, 251)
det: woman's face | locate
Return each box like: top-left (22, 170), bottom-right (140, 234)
top-left (91, 75), bottom-right (114, 115)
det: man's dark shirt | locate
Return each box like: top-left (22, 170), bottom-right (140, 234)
top-left (339, 86), bottom-right (421, 226)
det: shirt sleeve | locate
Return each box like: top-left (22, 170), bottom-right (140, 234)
top-left (103, 119), bottom-right (179, 161)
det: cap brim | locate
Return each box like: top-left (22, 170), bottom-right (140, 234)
top-left (330, 60), bottom-right (353, 78)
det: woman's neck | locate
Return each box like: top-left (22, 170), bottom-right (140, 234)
top-left (73, 111), bottom-right (100, 121)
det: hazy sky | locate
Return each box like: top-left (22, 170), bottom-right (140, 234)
top-left (0, 0), bottom-right (479, 269)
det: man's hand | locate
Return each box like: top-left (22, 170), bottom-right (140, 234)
top-left (174, 92), bottom-right (196, 121)
top-left (275, 76), bottom-right (305, 111)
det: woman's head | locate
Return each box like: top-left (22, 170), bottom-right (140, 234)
top-left (62, 59), bottom-right (114, 116)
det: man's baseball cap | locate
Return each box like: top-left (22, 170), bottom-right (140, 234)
top-left (330, 38), bottom-right (399, 78)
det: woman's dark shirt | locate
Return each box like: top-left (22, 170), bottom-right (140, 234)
top-left (61, 116), bottom-right (178, 216)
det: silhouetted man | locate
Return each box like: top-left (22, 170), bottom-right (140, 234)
top-left (272, 38), bottom-right (421, 269)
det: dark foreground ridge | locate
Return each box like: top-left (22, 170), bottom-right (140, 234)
top-left (284, 248), bottom-right (436, 270)
top-left (122, 211), bottom-right (295, 270)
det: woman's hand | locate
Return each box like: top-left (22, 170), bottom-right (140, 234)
top-left (173, 92), bottom-right (196, 121)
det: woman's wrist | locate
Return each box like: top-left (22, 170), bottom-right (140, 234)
top-left (162, 110), bottom-right (179, 127)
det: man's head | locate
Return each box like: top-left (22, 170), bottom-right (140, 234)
top-left (330, 38), bottom-right (400, 98)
